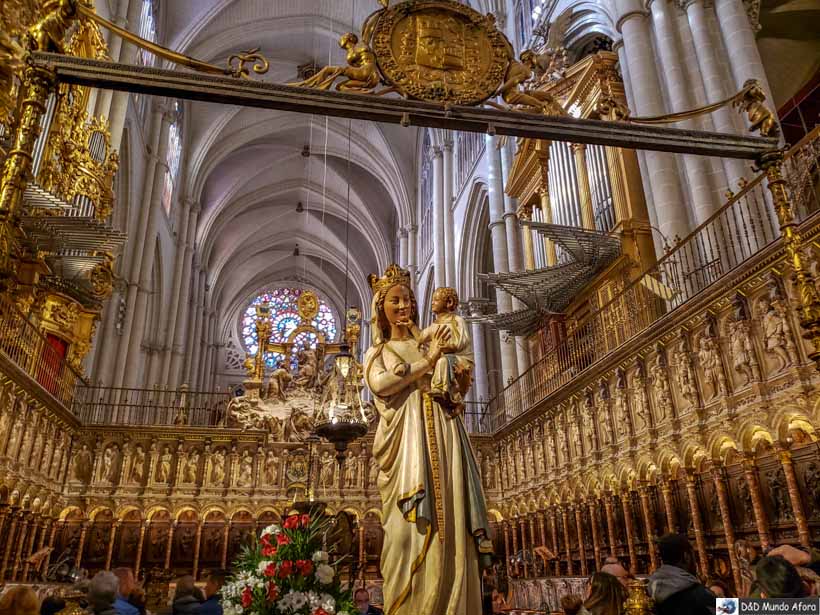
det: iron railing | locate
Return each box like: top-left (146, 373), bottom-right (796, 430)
top-left (73, 385), bottom-right (232, 427)
top-left (0, 295), bottom-right (85, 407)
top-left (487, 129), bottom-right (820, 432)
top-left (463, 401), bottom-right (492, 435)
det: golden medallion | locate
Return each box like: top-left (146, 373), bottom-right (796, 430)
top-left (370, 0), bottom-right (511, 105)
top-left (297, 290), bottom-right (320, 321)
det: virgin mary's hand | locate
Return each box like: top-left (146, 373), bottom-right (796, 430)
top-left (427, 325), bottom-right (451, 362)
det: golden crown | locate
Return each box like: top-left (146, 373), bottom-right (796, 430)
top-left (368, 264), bottom-right (411, 295)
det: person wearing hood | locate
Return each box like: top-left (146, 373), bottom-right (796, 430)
top-left (172, 576), bottom-right (203, 615)
top-left (648, 534), bottom-right (716, 615)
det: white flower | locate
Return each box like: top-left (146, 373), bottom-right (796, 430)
top-left (312, 550), bottom-right (329, 563)
top-left (256, 561), bottom-right (271, 576)
top-left (261, 523), bottom-right (281, 537)
top-left (319, 593), bottom-right (336, 614)
top-left (315, 563), bottom-right (335, 585)
top-left (223, 603), bottom-right (241, 615)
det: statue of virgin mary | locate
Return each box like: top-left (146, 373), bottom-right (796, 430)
top-left (364, 264), bottom-right (492, 615)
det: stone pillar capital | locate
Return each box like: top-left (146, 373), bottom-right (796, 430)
top-left (431, 145), bottom-right (443, 159)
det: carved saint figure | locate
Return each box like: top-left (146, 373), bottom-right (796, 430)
top-left (698, 334), bottom-right (725, 400)
top-left (363, 264), bottom-right (491, 613)
top-left (319, 451), bottom-right (335, 490)
top-left (183, 451), bottom-right (199, 484)
top-left (582, 401), bottom-right (595, 453)
top-left (210, 450), bottom-right (226, 486)
top-left (650, 356), bottom-right (672, 422)
top-left (156, 445), bottom-right (172, 483)
top-left (293, 347), bottom-right (319, 388)
top-left (760, 298), bottom-right (797, 372)
top-left (71, 443), bottom-right (93, 483)
top-left (236, 450), bottom-right (254, 487)
top-left (674, 342), bottom-right (698, 408)
top-left (344, 459), bottom-right (356, 489)
top-left (265, 361), bottom-right (292, 402)
top-left (613, 388), bottom-right (629, 438)
top-left (729, 318), bottom-right (758, 385)
top-left (368, 455), bottom-right (379, 488)
top-left (100, 446), bottom-right (116, 483)
top-left (130, 445), bottom-right (146, 484)
top-left (408, 287), bottom-right (473, 415)
top-left (631, 369), bottom-right (649, 431)
top-left (767, 468), bottom-right (792, 521)
top-left (264, 450), bottom-right (279, 486)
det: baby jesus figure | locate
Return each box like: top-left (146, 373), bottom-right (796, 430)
top-left (405, 286), bottom-right (474, 415)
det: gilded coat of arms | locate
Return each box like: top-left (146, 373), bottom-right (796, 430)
top-left (371, 1), bottom-right (510, 105)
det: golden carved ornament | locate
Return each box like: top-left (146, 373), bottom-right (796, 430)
top-left (371, 1), bottom-right (511, 105)
top-left (46, 298), bottom-right (80, 328)
top-left (89, 253), bottom-right (114, 297)
top-left (297, 290), bottom-right (320, 322)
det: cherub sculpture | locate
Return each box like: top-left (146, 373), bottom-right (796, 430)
top-left (289, 33), bottom-right (380, 93)
top-left (733, 80), bottom-right (778, 137)
top-left (495, 48), bottom-right (565, 116)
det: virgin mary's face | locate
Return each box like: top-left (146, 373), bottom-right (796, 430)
top-left (383, 284), bottom-right (413, 326)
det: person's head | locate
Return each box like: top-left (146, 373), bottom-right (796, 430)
top-left (353, 588), bottom-right (370, 614)
top-left (39, 596), bottom-right (65, 615)
top-left (707, 579), bottom-right (728, 598)
top-left (0, 587), bottom-right (40, 615)
top-left (204, 570), bottom-right (227, 599)
top-left (755, 556), bottom-right (807, 598)
top-left (431, 287), bottom-right (458, 315)
top-left (88, 571), bottom-right (119, 613)
top-left (174, 576), bottom-right (197, 601)
top-left (600, 560), bottom-right (633, 588)
top-left (560, 594), bottom-right (583, 615)
top-left (369, 265), bottom-right (416, 341)
top-left (112, 567), bottom-right (136, 597)
top-left (584, 572), bottom-right (627, 615)
top-left (657, 533), bottom-right (696, 574)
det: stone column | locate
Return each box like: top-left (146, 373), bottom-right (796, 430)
top-left (615, 0), bottom-right (691, 245)
top-left (20, 515), bottom-right (40, 580)
top-left (683, 0), bottom-right (748, 186)
top-left (116, 106), bottom-right (174, 388)
top-left (164, 521), bottom-right (176, 569)
top-left (660, 478), bottom-right (678, 533)
top-left (0, 507), bottom-right (8, 547)
top-left (561, 505), bottom-right (574, 575)
top-left (500, 141), bottom-right (523, 273)
top-left (549, 507), bottom-right (560, 576)
top-left (537, 512), bottom-right (547, 551)
top-left (620, 492), bottom-right (638, 574)
top-left (105, 520), bottom-right (120, 570)
top-left (134, 521), bottom-right (147, 575)
top-left (432, 145), bottom-right (446, 288)
top-left (684, 470), bottom-right (709, 577)
top-left (192, 522), bottom-right (203, 579)
top-left (107, 0), bottom-right (144, 153)
top-left (638, 485), bottom-right (659, 571)
top-left (711, 466), bottom-right (742, 591)
top-left (486, 135), bottom-right (517, 383)
top-left (528, 515), bottom-right (537, 572)
top-left (648, 0), bottom-right (721, 224)
top-left (604, 493), bottom-right (618, 557)
top-left (574, 504), bottom-right (588, 575)
top-left (167, 202), bottom-right (201, 388)
top-left (714, 0), bottom-right (776, 109)
top-left (743, 456), bottom-right (771, 550)
top-left (406, 225), bottom-right (418, 290)
top-left (74, 521), bottom-right (89, 570)
top-left (443, 137), bottom-right (456, 287)
top-left (777, 447), bottom-right (811, 548)
top-left (160, 197), bottom-right (192, 385)
top-left (589, 500), bottom-right (602, 570)
top-left (468, 299), bottom-right (490, 407)
top-left (44, 520), bottom-right (59, 572)
top-left (398, 228), bottom-right (408, 268)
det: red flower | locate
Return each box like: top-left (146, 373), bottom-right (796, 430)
top-left (240, 587), bottom-right (252, 608)
top-left (277, 560), bottom-right (294, 578)
top-left (283, 515), bottom-right (299, 529)
top-left (262, 544), bottom-right (277, 557)
top-left (262, 562), bottom-right (277, 577)
top-left (300, 513), bottom-right (311, 528)
top-left (276, 533), bottom-right (290, 546)
top-left (313, 609), bottom-right (330, 615)
top-left (266, 582), bottom-right (279, 603)
top-left (296, 559), bottom-right (313, 575)
top-left (261, 534), bottom-right (272, 548)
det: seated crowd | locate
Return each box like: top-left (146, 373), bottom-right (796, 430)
top-left (483, 534), bottom-right (820, 615)
top-left (0, 568), bottom-right (383, 615)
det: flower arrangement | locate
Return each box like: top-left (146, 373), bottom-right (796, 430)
top-left (222, 513), bottom-right (355, 615)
